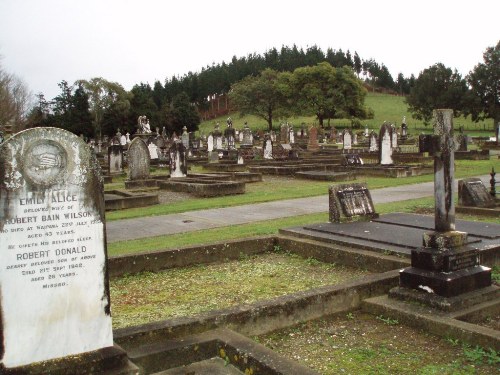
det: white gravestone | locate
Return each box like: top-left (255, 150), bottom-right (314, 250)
top-left (343, 131), bottom-right (352, 150)
top-left (264, 139), bottom-right (273, 159)
top-left (207, 134), bottom-right (214, 152)
top-left (148, 142), bottom-right (159, 159)
top-left (0, 128), bottom-right (112, 368)
top-left (379, 125), bottom-right (393, 165)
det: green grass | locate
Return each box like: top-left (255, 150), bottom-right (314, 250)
top-left (110, 252), bottom-right (369, 329)
top-left (107, 195), bottom-right (499, 257)
top-left (105, 159), bottom-right (498, 221)
top-left (198, 93), bottom-right (495, 135)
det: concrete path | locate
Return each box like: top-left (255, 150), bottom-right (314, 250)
top-left (106, 175), bottom-right (492, 243)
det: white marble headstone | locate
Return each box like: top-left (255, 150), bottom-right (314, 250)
top-left (0, 127), bottom-right (112, 368)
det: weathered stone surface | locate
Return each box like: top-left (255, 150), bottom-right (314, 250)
top-left (169, 141), bottom-right (187, 178)
top-left (108, 144), bottom-right (123, 174)
top-left (0, 128), bottom-right (112, 368)
top-left (458, 178), bottom-right (496, 208)
top-left (127, 137), bottom-right (150, 181)
top-left (329, 183), bottom-right (377, 223)
top-left (433, 109), bottom-right (456, 232)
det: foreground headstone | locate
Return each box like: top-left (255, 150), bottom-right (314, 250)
top-left (0, 128), bottom-right (125, 371)
top-left (329, 183), bottom-right (378, 223)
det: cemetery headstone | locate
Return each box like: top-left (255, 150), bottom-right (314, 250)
top-left (0, 128), bottom-right (119, 370)
top-left (241, 123), bottom-right (253, 147)
top-left (148, 141), bottom-right (159, 160)
top-left (341, 154), bottom-right (363, 166)
top-left (391, 125), bottom-right (398, 149)
top-left (127, 137), bottom-right (150, 181)
top-left (224, 119), bottom-right (236, 150)
top-left (169, 141), bottom-right (187, 178)
top-left (263, 139), bottom-right (273, 159)
top-left (458, 178), bottom-right (496, 208)
top-left (329, 183), bottom-right (378, 223)
top-left (342, 129), bottom-right (352, 150)
top-left (401, 123), bottom-right (408, 140)
top-left (108, 144), bottom-right (123, 173)
top-left (369, 131), bottom-right (378, 152)
top-left (418, 134), bottom-right (433, 153)
top-left (307, 127), bottom-right (319, 151)
top-left (379, 123), bottom-right (393, 165)
top-left (207, 134), bottom-right (214, 152)
top-left (208, 151), bottom-right (219, 164)
top-left (289, 127), bottom-right (295, 144)
top-left (181, 126), bottom-right (190, 149)
top-left (280, 123), bottom-right (289, 144)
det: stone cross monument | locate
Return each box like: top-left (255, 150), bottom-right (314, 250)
top-left (396, 109), bottom-right (491, 300)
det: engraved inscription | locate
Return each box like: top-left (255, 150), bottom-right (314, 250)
top-left (337, 188), bottom-right (375, 217)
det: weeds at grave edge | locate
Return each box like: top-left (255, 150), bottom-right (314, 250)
top-left (375, 315), bottom-right (399, 326)
top-left (444, 337), bottom-right (500, 366)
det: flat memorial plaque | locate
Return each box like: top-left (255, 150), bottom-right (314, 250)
top-left (304, 221), bottom-right (482, 249)
top-left (0, 128), bottom-right (112, 368)
top-left (374, 213), bottom-right (500, 239)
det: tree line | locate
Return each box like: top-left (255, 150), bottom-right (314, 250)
top-left (20, 44), bottom-right (408, 139)
top-left (1, 41), bottom-right (499, 138)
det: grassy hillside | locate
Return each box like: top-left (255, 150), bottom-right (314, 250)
top-left (198, 93), bottom-right (494, 136)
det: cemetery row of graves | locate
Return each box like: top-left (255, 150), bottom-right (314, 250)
top-left (0, 111), bottom-right (498, 373)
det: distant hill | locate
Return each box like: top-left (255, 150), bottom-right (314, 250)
top-left (198, 93), bottom-right (493, 136)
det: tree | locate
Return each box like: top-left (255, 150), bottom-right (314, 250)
top-left (42, 81), bottom-right (93, 137)
top-left (290, 62), bottom-right (371, 127)
top-left (229, 69), bottom-right (292, 131)
top-left (466, 40), bottom-right (500, 128)
top-left (26, 93), bottom-right (51, 128)
top-left (162, 91), bottom-right (200, 133)
top-left (0, 62), bottom-right (32, 129)
top-left (405, 63), bottom-right (468, 124)
top-left (76, 77), bottom-right (130, 139)
top-left (353, 52), bottom-right (362, 77)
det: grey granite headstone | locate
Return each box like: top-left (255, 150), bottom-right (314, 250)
top-left (458, 178), bottom-right (496, 208)
top-left (127, 137), bottom-right (150, 181)
top-left (108, 144), bottom-right (123, 173)
top-left (329, 183), bottom-right (378, 223)
top-left (0, 128), bottom-right (113, 368)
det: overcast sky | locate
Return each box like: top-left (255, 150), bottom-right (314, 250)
top-left (0, 0), bottom-right (498, 100)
